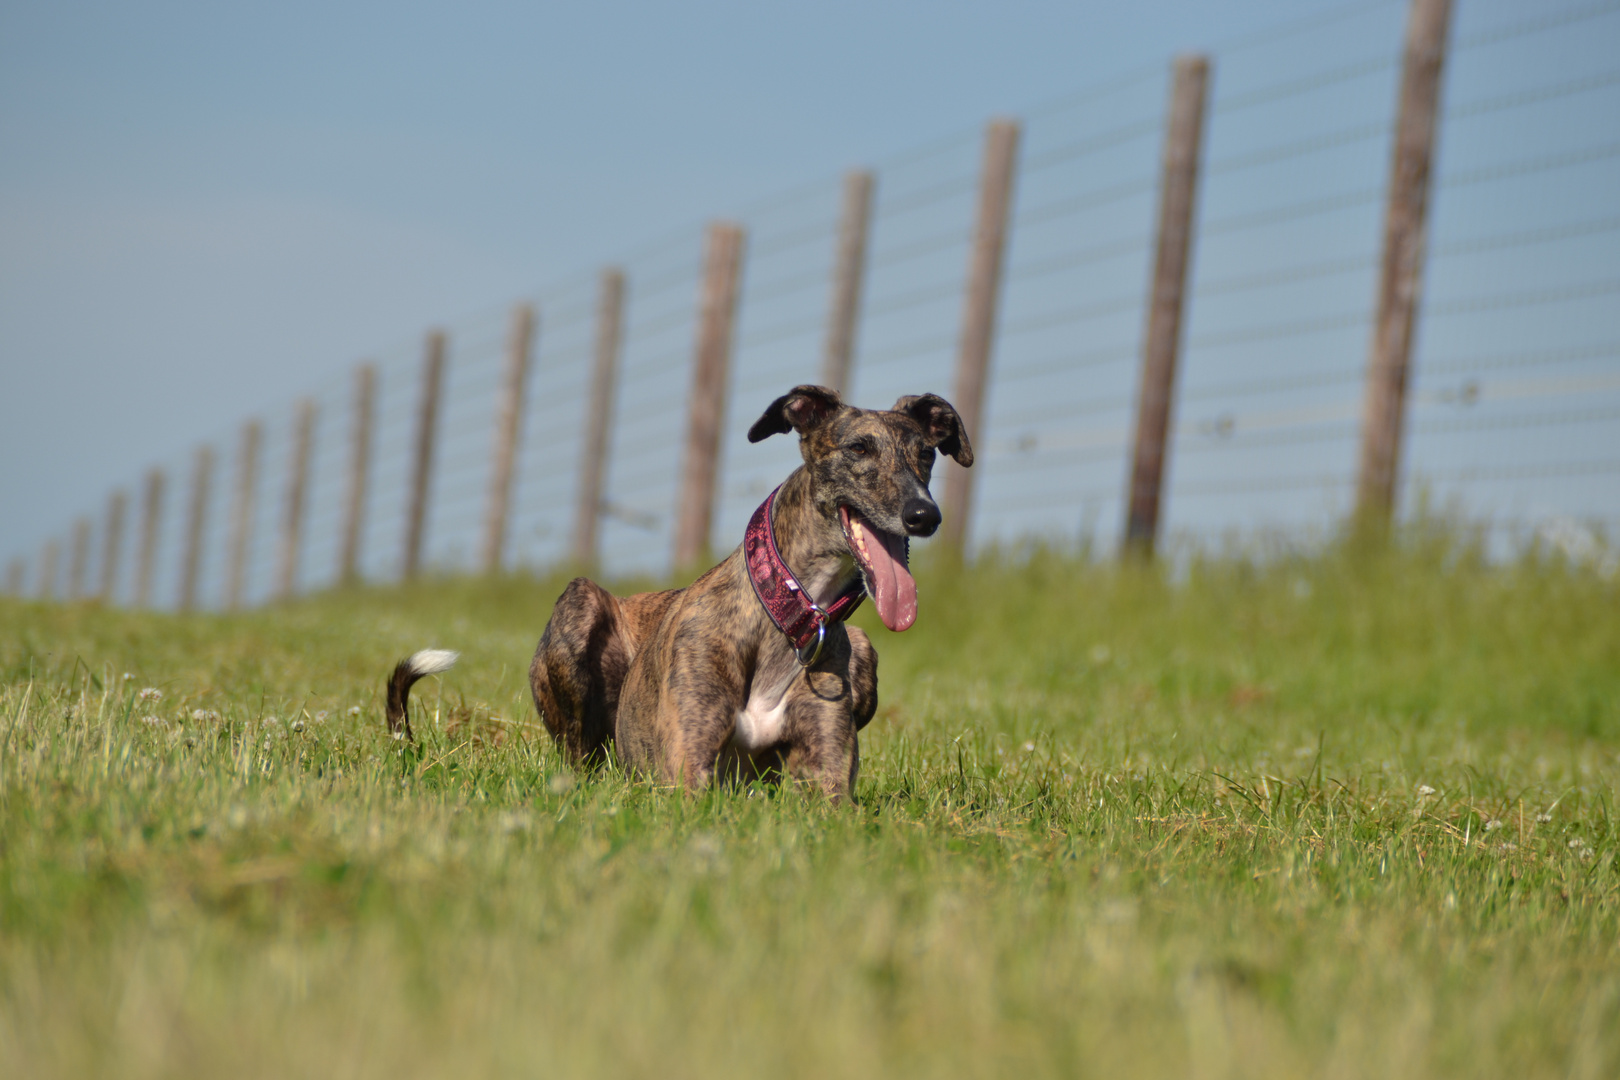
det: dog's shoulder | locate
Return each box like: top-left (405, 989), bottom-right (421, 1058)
top-left (617, 586), bottom-right (683, 642)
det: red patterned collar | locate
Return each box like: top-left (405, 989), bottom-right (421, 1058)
top-left (743, 485), bottom-right (865, 665)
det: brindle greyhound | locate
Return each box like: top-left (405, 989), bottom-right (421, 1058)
top-left (385, 384), bottom-right (971, 800)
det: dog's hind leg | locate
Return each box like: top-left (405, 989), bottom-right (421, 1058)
top-left (531, 578), bottom-right (635, 763)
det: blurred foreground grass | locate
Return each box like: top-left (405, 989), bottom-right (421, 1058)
top-left (0, 529), bottom-right (1617, 1078)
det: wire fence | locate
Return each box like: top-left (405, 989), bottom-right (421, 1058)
top-left (9, 0), bottom-right (1620, 607)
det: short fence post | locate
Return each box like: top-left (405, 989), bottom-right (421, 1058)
top-left (179, 445), bottom-right (215, 611)
top-left (68, 518), bottom-right (92, 601)
top-left (4, 559), bottom-right (22, 597)
top-left (100, 489), bottom-right (126, 603)
top-left (275, 399), bottom-right (316, 601)
top-left (225, 421), bottom-right (262, 610)
top-left (339, 363), bottom-right (377, 584)
top-left (1124, 55), bottom-right (1212, 558)
top-left (481, 304), bottom-right (537, 574)
top-left (403, 330), bottom-right (447, 580)
top-left (134, 468), bottom-right (166, 608)
top-left (573, 268), bottom-right (626, 570)
top-left (941, 120), bottom-right (1022, 558)
top-left (1355, 0), bottom-right (1453, 529)
top-left (822, 170), bottom-right (875, 399)
top-left (37, 539), bottom-right (60, 601)
top-left (673, 223), bottom-right (747, 572)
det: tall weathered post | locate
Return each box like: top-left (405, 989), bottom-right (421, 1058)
top-left (339, 363), bottom-right (376, 584)
top-left (68, 518), bottom-right (92, 601)
top-left (225, 420), bottom-right (262, 610)
top-left (275, 399), bottom-right (316, 601)
top-left (1356, 0), bottom-right (1454, 528)
top-left (403, 330), bottom-right (447, 579)
top-left (179, 445), bottom-right (215, 611)
top-left (134, 468), bottom-right (166, 608)
top-left (480, 304), bottom-right (537, 574)
top-left (37, 540), bottom-right (60, 601)
top-left (573, 268), bottom-right (626, 569)
top-left (1124, 55), bottom-right (1212, 557)
top-left (673, 223), bottom-right (747, 572)
top-left (941, 120), bottom-right (1021, 558)
top-left (822, 170), bottom-right (876, 399)
top-left (100, 489), bottom-right (126, 603)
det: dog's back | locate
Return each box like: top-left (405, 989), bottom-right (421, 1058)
top-left (529, 577), bottom-right (680, 762)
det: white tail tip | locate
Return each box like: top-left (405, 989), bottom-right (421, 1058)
top-left (407, 649), bottom-right (460, 676)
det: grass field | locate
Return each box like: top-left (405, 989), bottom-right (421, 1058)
top-left (1, 526), bottom-right (1617, 1078)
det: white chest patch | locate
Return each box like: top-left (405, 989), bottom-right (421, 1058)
top-left (730, 674), bottom-right (795, 753)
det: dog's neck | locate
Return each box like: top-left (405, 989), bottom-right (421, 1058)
top-left (768, 467), bottom-right (858, 609)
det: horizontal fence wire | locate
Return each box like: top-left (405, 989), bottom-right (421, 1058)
top-left (11, 0), bottom-right (1620, 605)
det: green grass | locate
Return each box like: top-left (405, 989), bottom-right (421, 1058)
top-left (1, 529), bottom-right (1617, 1078)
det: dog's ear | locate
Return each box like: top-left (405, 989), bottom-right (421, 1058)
top-left (748, 385), bottom-right (842, 442)
top-left (893, 394), bottom-right (974, 466)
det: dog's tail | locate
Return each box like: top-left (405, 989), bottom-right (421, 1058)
top-left (385, 649), bottom-right (459, 741)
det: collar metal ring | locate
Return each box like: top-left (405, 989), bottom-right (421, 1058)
top-left (795, 623), bottom-right (826, 667)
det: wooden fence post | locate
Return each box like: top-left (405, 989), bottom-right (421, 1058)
top-left (481, 304), bottom-right (537, 574)
top-left (37, 539), bottom-right (60, 601)
top-left (4, 559), bottom-right (22, 598)
top-left (573, 268), bottom-right (626, 569)
top-left (339, 363), bottom-right (376, 584)
top-left (822, 170), bottom-right (875, 399)
top-left (1124, 55), bottom-right (1212, 557)
top-left (941, 120), bottom-right (1022, 558)
top-left (225, 420), bottom-right (262, 610)
top-left (403, 330), bottom-right (447, 580)
top-left (68, 518), bottom-right (92, 601)
top-left (100, 489), bottom-right (126, 603)
top-left (1356, 0), bottom-right (1453, 528)
top-left (134, 468), bottom-right (165, 608)
top-left (179, 445), bottom-right (215, 611)
top-left (673, 223), bottom-right (747, 572)
top-left (275, 399), bottom-right (316, 601)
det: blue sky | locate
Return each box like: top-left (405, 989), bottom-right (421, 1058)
top-left (4, 0), bottom-right (1618, 590)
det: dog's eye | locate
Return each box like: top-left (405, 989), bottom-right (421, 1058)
top-left (846, 440), bottom-right (873, 457)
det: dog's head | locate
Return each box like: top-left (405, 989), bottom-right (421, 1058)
top-left (748, 384), bottom-right (972, 633)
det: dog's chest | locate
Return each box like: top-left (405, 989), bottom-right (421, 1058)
top-left (730, 674), bottom-right (794, 753)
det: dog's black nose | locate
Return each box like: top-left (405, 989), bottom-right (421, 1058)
top-left (902, 498), bottom-right (941, 537)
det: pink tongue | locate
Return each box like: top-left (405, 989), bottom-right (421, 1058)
top-left (847, 509), bottom-right (916, 632)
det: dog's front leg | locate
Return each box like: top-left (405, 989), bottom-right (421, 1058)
top-left (781, 698), bottom-right (859, 801)
top-left (653, 642), bottom-right (747, 791)
top-left (778, 656), bottom-right (865, 801)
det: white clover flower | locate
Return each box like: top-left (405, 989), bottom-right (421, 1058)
top-left (314, 711), bottom-right (329, 722)
top-left (1023, 741), bottom-right (1036, 753)
top-left (348, 706), bottom-right (362, 717)
top-left (1484, 819), bottom-right (1503, 832)
top-left (263, 716), bottom-right (279, 727)
top-left (1535, 812), bottom-right (1554, 824)
top-left (291, 719), bottom-right (306, 733)
top-left (1417, 785), bottom-right (1436, 797)
top-left (137, 687), bottom-right (163, 703)
top-left (141, 716), bottom-right (167, 729)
